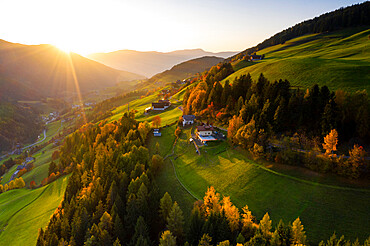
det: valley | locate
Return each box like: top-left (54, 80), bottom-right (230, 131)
top-left (0, 2), bottom-right (369, 246)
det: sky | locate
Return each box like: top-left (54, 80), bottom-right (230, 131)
top-left (0, 0), bottom-right (366, 55)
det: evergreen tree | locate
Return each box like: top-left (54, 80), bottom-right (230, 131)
top-left (188, 206), bottom-right (204, 246)
top-left (166, 202), bottom-right (184, 242)
top-left (159, 192), bottom-right (173, 223)
top-left (130, 216), bottom-right (150, 246)
top-left (159, 230), bottom-right (177, 246)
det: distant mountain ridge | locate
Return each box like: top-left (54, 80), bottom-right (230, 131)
top-left (0, 39), bottom-right (145, 100)
top-left (146, 56), bottom-right (225, 87)
top-left (87, 48), bottom-right (238, 77)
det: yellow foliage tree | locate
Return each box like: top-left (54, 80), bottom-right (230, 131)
top-left (203, 186), bottom-right (221, 216)
top-left (323, 129), bottom-right (338, 155)
top-left (292, 217), bottom-right (307, 245)
top-left (241, 205), bottom-right (255, 230)
top-left (227, 115), bottom-right (243, 144)
top-left (138, 121), bottom-right (151, 142)
top-left (348, 144), bottom-right (366, 179)
top-left (14, 177), bottom-right (25, 189)
top-left (221, 196), bottom-right (240, 232)
top-left (259, 212), bottom-right (272, 237)
top-left (8, 180), bottom-right (15, 190)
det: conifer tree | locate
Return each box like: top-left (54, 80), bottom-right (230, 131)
top-left (259, 212), bottom-right (272, 238)
top-left (159, 230), bottom-right (177, 246)
top-left (159, 192), bottom-right (173, 222)
top-left (292, 217), bottom-right (307, 245)
top-left (166, 202), bottom-right (184, 242)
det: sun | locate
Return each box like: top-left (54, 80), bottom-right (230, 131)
top-left (54, 42), bottom-right (72, 53)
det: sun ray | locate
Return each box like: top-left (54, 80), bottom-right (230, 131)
top-left (66, 52), bottom-right (87, 125)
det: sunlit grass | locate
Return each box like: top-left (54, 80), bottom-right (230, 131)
top-left (224, 28), bottom-right (370, 92)
top-left (171, 127), bottom-right (370, 244)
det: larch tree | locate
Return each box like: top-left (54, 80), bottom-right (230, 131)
top-left (203, 186), bottom-right (221, 216)
top-left (221, 196), bottom-right (240, 232)
top-left (292, 217), bottom-right (307, 245)
top-left (159, 230), bottom-right (177, 246)
top-left (241, 205), bottom-right (256, 238)
top-left (259, 212), bottom-right (272, 238)
top-left (322, 129), bottom-right (338, 155)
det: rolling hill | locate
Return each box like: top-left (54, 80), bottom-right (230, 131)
top-left (145, 56), bottom-right (225, 87)
top-left (87, 48), bottom-right (237, 77)
top-left (222, 2), bottom-right (370, 92)
top-left (0, 40), bottom-right (144, 99)
top-left (223, 27), bottom-right (370, 92)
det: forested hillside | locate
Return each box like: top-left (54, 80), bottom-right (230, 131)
top-left (0, 103), bottom-right (42, 152)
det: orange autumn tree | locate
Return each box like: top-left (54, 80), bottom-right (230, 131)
top-left (152, 116), bottom-right (161, 129)
top-left (227, 115), bottom-right (243, 144)
top-left (221, 196), bottom-right (240, 232)
top-left (203, 186), bottom-right (221, 216)
top-left (323, 129), bottom-right (338, 155)
top-left (348, 144), bottom-right (366, 179)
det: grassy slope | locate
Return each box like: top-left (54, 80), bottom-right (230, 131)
top-left (224, 28), bottom-right (370, 92)
top-left (0, 175), bottom-right (69, 246)
top-left (147, 124), bottom-right (196, 225)
top-left (110, 86), bottom-right (185, 126)
top-left (171, 127), bottom-right (370, 244)
top-left (21, 144), bottom-right (59, 186)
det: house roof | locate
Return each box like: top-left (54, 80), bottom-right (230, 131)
top-left (197, 125), bottom-right (214, 131)
top-left (182, 115), bottom-right (195, 121)
top-left (158, 100), bottom-right (170, 106)
top-left (250, 55), bottom-right (262, 59)
top-left (152, 102), bottom-right (167, 108)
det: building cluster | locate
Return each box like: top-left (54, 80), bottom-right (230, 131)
top-left (145, 99), bottom-right (171, 114)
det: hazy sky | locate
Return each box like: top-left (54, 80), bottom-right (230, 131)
top-left (0, 0), bottom-right (365, 55)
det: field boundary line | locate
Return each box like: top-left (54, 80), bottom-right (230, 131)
top-left (168, 157), bottom-right (200, 200)
top-left (241, 158), bottom-right (370, 193)
top-left (0, 185), bottom-right (50, 235)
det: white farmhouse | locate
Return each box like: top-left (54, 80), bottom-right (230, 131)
top-left (182, 115), bottom-right (196, 126)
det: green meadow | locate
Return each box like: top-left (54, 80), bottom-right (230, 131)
top-left (0, 175), bottom-right (69, 246)
top-left (155, 126), bottom-right (370, 244)
top-left (21, 144), bottom-right (59, 186)
top-left (225, 28), bottom-right (370, 92)
top-left (110, 86), bottom-right (184, 126)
